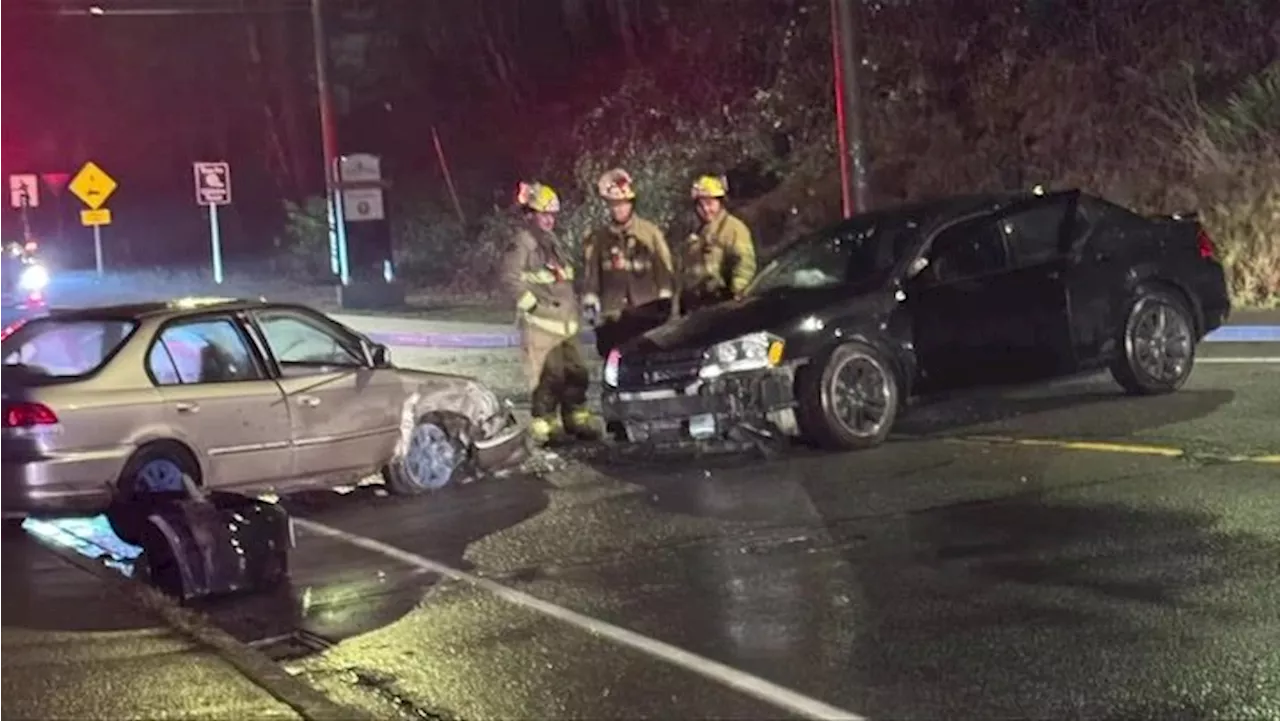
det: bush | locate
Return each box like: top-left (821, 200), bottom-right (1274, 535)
top-left (1165, 63), bottom-right (1280, 307)
top-left (281, 1), bottom-right (1279, 308)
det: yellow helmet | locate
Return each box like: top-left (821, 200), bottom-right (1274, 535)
top-left (690, 174), bottom-right (728, 199)
top-left (515, 181), bottom-right (561, 213)
top-left (597, 168), bottom-right (637, 201)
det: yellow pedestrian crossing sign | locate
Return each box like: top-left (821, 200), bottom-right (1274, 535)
top-left (69, 161), bottom-right (118, 210)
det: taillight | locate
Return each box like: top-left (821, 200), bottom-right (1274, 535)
top-left (3, 402), bottom-right (59, 428)
top-left (1196, 228), bottom-right (1217, 260)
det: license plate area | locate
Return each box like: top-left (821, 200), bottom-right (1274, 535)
top-left (688, 413), bottom-right (716, 439)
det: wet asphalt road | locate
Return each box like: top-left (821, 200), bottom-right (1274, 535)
top-left (183, 348), bottom-right (1280, 721)
top-left (1, 535), bottom-right (301, 719)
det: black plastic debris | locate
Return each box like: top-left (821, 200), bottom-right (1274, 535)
top-left (134, 480), bottom-right (291, 603)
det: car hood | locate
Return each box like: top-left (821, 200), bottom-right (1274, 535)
top-left (626, 285), bottom-right (889, 354)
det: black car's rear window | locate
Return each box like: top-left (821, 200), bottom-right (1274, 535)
top-left (1, 317), bottom-right (138, 379)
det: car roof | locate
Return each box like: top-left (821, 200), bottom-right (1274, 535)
top-left (39, 297), bottom-right (284, 322)
top-left (848, 190), bottom-right (1074, 228)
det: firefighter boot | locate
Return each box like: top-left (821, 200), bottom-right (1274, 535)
top-left (564, 406), bottom-right (603, 442)
top-left (529, 415), bottom-right (564, 446)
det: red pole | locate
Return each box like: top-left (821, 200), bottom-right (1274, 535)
top-left (830, 0), bottom-right (853, 219)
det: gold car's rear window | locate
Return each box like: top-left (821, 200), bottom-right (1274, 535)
top-left (1, 318), bottom-right (138, 379)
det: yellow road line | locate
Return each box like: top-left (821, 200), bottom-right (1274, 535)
top-left (958, 435), bottom-right (1184, 457)
top-left (953, 435), bottom-right (1279, 465)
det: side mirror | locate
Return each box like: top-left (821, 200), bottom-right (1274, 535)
top-left (360, 339), bottom-right (391, 367)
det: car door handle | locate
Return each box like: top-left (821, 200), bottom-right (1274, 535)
top-left (297, 395), bottom-right (322, 408)
top-left (175, 402), bottom-right (200, 414)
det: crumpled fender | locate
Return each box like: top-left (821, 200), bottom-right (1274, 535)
top-left (392, 376), bottom-right (524, 469)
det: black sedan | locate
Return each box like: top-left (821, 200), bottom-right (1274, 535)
top-left (600, 189), bottom-right (1231, 451)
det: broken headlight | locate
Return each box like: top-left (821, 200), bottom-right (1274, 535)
top-left (699, 332), bottom-right (785, 379)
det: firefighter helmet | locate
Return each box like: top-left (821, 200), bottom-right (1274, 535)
top-left (597, 168), bottom-right (637, 201)
top-left (516, 181), bottom-right (561, 213)
top-left (690, 174), bottom-right (728, 199)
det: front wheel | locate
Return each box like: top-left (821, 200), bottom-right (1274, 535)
top-left (384, 412), bottom-right (470, 495)
top-left (1109, 289), bottom-right (1197, 395)
top-left (796, 341), bottom-right (901, 451)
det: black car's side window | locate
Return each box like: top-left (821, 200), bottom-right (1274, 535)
top-left (148, 318), bottom-right (264, 386)
top-left (998, 202), bottom-right (1069, 266)
top-left (925, 219), bottom-right (1009, 283)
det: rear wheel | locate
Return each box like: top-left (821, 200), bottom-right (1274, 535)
top-left (106, 443), bottom-right (199, 546)
top-left (1109, 288), bottom-right (1196, 395)
top-left (796, 341), bottom-right (900, 451)
top-left (384, 412), bottom-right (470, 495)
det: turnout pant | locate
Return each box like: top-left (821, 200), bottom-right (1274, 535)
top-left (521, 326), bottom-right (590, 420)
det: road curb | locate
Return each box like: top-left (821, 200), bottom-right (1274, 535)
top-left (366, 325), bottom-right (1280, 350)
top-left (26, 533), bottom-right (369, 721)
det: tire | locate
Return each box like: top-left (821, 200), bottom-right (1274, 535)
top-left (383, 412), bottom-right (471, 496)
top-left (106, 443), bottom-right (199, 547)
top-left (796, 341), bottom-right (901, 451)
top-left (1109, 288), bottom-right (1197, 396)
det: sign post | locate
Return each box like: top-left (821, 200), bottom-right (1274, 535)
top-left (193, 162), bottom-right (232, 284)
top-left (8, 174), bottom-right (40, 241)
top-left (68, 162), bottom-right (118, 276)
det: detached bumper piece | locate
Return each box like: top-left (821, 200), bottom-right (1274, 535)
top-left (136, 491), bottom-right (291, 603)
top-left (602, 369), bottom-right (795, 447)
top-left (474, 409), bottom-right (529, 471)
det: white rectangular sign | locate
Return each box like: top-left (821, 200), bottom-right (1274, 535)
top-left (9, 174), bottom-right (39, 208)
top-left (193, 162), bottom-right (231, 205)
top-left (343, 188), bottom-right (385, 222)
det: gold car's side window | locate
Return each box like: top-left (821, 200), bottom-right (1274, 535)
top-left (148, 319), bottom-right (263, 386)
top-left (256, 314), bottom-right (363, 369)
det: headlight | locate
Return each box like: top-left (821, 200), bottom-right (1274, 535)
top-left (18, 263), bottom-right (49, 291)
top-left (699, 332), bottom-right (785, 379)
top-left (603, 348), bottom-right (621, 387)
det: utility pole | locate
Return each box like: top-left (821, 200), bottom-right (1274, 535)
top-left (310, 0), bottom-right (349, 284)
top-left (830, 0), bottom-right (871, 218)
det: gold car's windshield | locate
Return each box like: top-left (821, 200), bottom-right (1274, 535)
top-left (1, 318), bottom-right (137, 378)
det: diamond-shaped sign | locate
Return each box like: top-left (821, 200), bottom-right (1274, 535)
top-left (68, 161), bottom-right (118, 210)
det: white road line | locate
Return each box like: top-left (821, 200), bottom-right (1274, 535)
top-left (292, 518), bottom-right (868, 721)
top-left (1198, 357), bottom-right (1280, 364)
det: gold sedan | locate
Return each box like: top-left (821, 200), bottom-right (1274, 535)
top-left (1, 297), bottom-right (526, 543)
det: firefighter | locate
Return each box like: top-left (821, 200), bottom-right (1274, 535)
top-left (500, 181), bottom-right (601, 445)
top-left (581, 168), bottom-right (675, 355)
top-left (680, 174), bottom-right (758, 313)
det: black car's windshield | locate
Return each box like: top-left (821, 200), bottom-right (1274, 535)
top-left (744, 214), bottom-right (922, 297)
top-left (1, 318), bottom-right (137, 378)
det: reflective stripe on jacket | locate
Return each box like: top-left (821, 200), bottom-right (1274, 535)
top-left (581, 214), bottom-right (674, 318)
top-left (501, 225), bottom-right (581, 338)
top-left (681, 210), bottom-right (757, 297)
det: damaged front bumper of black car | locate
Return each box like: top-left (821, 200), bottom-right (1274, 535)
top-left (600, 333), bottom-right (801, 451)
